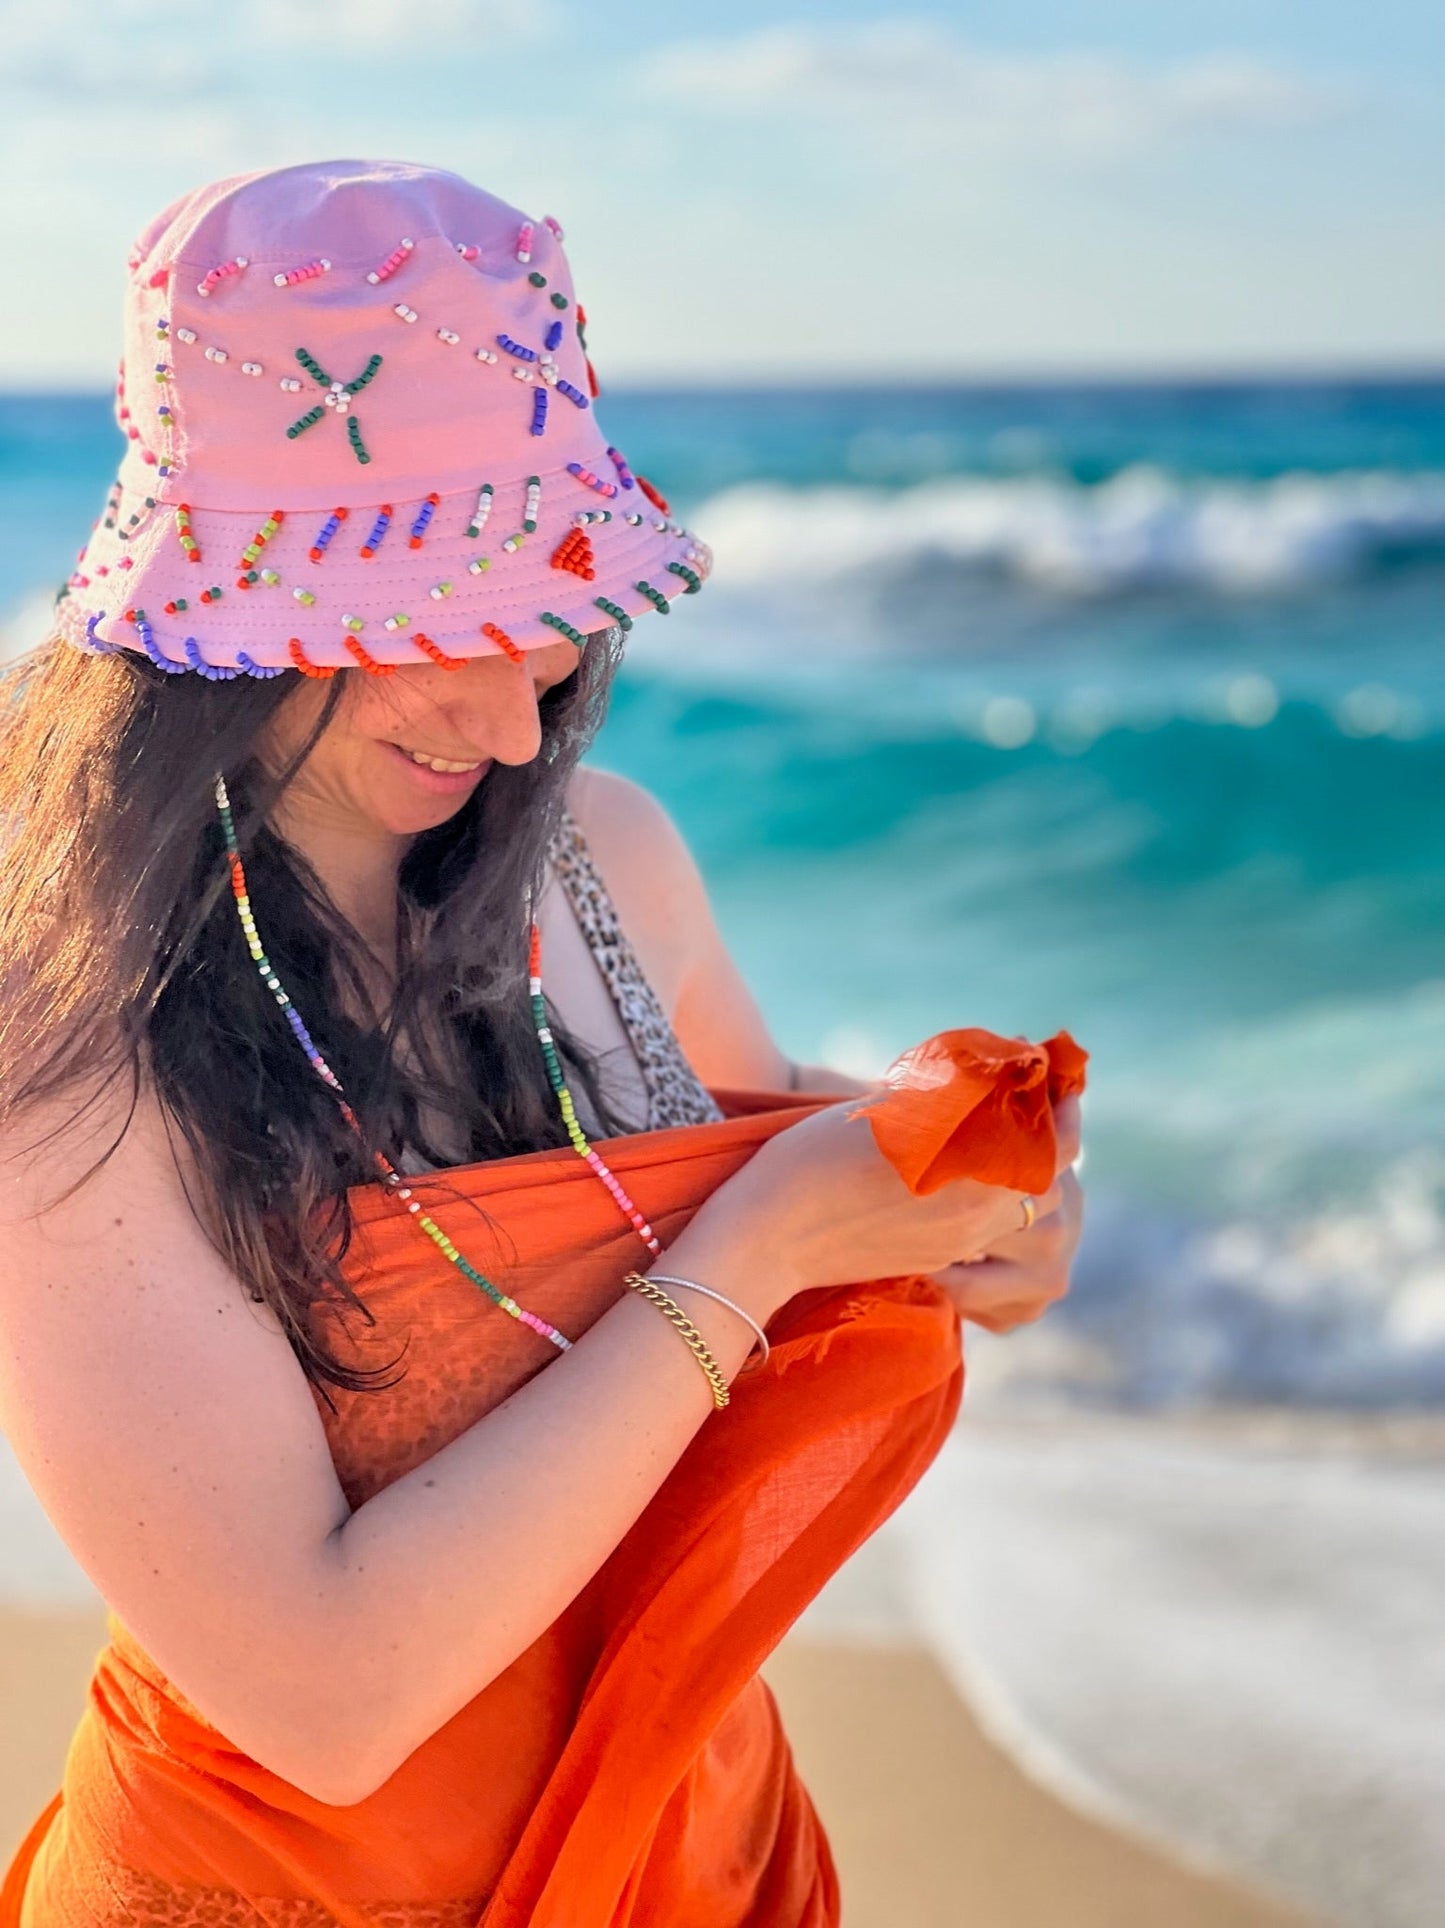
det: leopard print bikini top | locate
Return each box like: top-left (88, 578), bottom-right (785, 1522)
top-left (547, 801), bottom-right (726, 1134)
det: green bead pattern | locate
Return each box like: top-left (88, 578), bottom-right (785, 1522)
top-left (592, 597), bottom-right (632, 631)
top-left (540, 612), bottom-right (587, 647)
top-left (667, 562), bottom-right (703, 594)
top-left (635, 580), bottom-right (671, 615)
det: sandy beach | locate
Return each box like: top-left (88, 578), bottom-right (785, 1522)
top-left (1, 1601), bottom-right (1299, 1926)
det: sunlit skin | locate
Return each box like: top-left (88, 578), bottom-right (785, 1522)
top-left (257, 639), bottom-right (582, 960)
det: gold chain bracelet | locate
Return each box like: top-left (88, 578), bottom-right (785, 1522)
top-left (622, 1272), bottom-right (731, 1410)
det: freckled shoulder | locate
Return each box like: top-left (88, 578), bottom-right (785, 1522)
top-left (561, 766), bottom-right (707, 1021)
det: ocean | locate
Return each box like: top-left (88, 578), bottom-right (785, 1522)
top-left (4, 378), bottom-right (1444, 1923)
top-left (3, 377), bottom-right (1444, 1415)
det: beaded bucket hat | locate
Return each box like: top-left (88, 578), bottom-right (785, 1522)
top-left (56, 158), bottom-right (710, 677)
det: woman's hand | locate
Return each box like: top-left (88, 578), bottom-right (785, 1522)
top-left (928, 1095), bottom-right (1084, 1326)
top-left (694, 1089), bottom-right (1069, 1325)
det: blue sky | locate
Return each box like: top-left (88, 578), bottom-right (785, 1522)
top-left (1, 0), bottom-right (1439, 384)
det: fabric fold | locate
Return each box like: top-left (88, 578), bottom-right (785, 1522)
top-left (3, 1028), bottom-right (1082, 1928)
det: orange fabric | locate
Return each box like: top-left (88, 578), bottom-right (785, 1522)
top-left (860, 1028), bottom-right (1088, 1197)
top-left (2, 1030), bottom-right (1084, 1927)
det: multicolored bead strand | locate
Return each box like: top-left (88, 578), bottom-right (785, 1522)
top-left (175, 504), bottom-right (201, 563)
top-left (213, 776), bottom-right (574, 1354)
top-left (367, 238), bottom-right (415, 285)
top-left (567, 462), bottom-right (616, 498)
top-left (197, 257), bottom-right (247, 298)
top-left (236, 511), bottom-right (284, 588)
top-left (274, 258), bottom-right (332, 288)
top-left (527, 916), bottom-right (661, 1257)
top-left (309, 508), bottom-right (347, 562)
top-left (360, 505), bottom-right (393, 558)
top-left (466, 483), bottom-right (494, 539)
top-left (607, 446), bottom-right (637, 491)
top-left (409, 493), bottom-right (440, 549)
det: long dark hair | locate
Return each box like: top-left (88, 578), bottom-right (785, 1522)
top-left (0, 628), bottom-right (635, 1405)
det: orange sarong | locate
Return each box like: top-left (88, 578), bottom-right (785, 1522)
top-left (1, 1031), bottom-right (1083, 1927)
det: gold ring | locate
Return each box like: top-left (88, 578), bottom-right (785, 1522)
top-left (1018, 1194), bottom-right (1037, 1231)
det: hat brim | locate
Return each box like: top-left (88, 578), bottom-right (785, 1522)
top-left (55, 462), bottom-right (708, 672)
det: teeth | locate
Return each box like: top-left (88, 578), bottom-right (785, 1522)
top-left (402, 748), bottom-right (482, 774)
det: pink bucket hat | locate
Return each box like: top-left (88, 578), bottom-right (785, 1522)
top-left (54, 159), bottom-right (711, 678)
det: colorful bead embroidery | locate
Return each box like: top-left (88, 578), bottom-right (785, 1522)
top-left (384, 613), bottom-right (411, 630)
top-left (466, 483), bottom-right (494, 538)
top-left (216, 775), bottom-right (576, 1351)
top-left (468, 556), bottom-right (491, 574)
top-left (197, 257), bottom-right (247, 298)
top-left (293, 587), bottom-right (317, 606)
top-left (555, 379), bottom-right (589, 410)
top-left (309, 507), bottom-right (347, 562)
top-left (274, 258), bottom-right (332, 287)
top-left (344, 636), bottom-right (396, 674)
top-left (635, 580), bottom-right (671, 615)
top-left (593, 596), bottom-right (632, 631)
top-left (637, 475), bottom-right (671, 514)
top-left (475, 347), bottom-right (499, 364)
top-left (236, 650), bottom-right (286, 679)
top-left (240, 361), bottom-right (263, 377)
top-left (455, 243), bottom-right (480, 262)
top-left (184, 637), bottom-right (241, 680)
top-left (236, 511), bottom-right (284, 585)
top-left (204, 346), bottom-right (229, 364)
top-left (393, 303), bottom-right (420, 324)
top-left (288, 638), bottom-right (335, 677)
top-left (413, 632), bottom-right (465, 669)
top-left (551, 530), bottom-right (596, 580)
top-left (540, 612), bottom-right (587, 647)
top-left (607, 446), bottom-right (637, 491)
top-left (544, 319), bottom-right (564, 352)
top-left (543, 215), bottom-right (565, 242)
top-left (367, 238), bottom-right (415, 284)
top-left (573, 509), bottom-right (612, 527)
top-left (360, 505), bottom-right (393, 557)
top-left (567, 462), bottom-right (617, 498)
top-left (528, 272), bottom-right (547, 288)
top-left (523, 476), bottom-right (541, 532)
top-left (175, 504), bottom-right (201, 563)
top-left (437, 328), bottom-right (461, 345)
top-left (498, 334), bottom-right (537, 362)
top-left (667, 561), bottom-right (704, 594)
top-left (287, 350), bottom-right (383, 460)
top-left (515, 222), bottom-right (534, 263)
top-left (530, 388), bottom-right (548, 436)
top-left (481, 621), bottom-right (525, 663)
top-left (429, 581), bottom-right (454, 599)
top-left (408, 493), bottom-right (440, 548)
top-left (128, 608), bottom-right (185, 673)
top-left (550, 292), bottom-right (569, 310)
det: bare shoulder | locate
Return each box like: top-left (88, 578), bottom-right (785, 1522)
top-left (563, 764), bottom-right (709, 1012)
top-left (563, 764), bottom-right (791, 1089)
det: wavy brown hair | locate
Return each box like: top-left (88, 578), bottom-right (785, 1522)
top-left (0, 628), bottom-right (635, 1406)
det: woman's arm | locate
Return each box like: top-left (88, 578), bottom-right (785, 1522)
top-left (568, 766), bottom-right (847, 1094)
top-left (0, 1077), bottom-right (783, 1807)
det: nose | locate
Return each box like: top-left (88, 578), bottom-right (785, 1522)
top-left (435, 653), bottom-right (548, 766)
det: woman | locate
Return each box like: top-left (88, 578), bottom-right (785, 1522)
top-left (0, 161), bottom-right (1081, 1925)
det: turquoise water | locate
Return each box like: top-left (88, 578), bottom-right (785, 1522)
top-left (4, 381), bottom-right (1444, 1408)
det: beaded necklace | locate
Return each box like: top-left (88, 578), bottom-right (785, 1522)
top-left (215, 775), bottom-right (663, 1353)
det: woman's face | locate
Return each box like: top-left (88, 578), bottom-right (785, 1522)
top-left (259, 638), bottom-right (584, 840)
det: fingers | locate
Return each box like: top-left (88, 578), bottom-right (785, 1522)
top-left (1053, 1095), bottom-right (1082, 1174)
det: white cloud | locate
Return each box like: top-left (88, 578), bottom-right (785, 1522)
top-left (637, 23), bottom-right (1343, 158)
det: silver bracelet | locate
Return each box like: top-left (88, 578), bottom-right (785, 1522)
top-left (645, 1273), bottom-right (771, 1370)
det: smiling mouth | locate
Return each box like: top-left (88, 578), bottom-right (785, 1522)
top-left (392, 744), bottom-right (487, 774)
